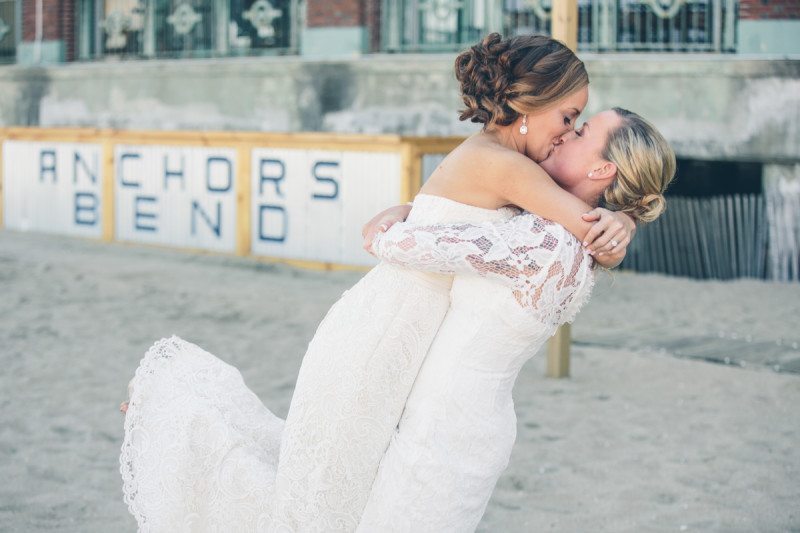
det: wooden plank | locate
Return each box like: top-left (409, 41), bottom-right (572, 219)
top-left (552, 0), bottom-right (579, 50)
top-left (546, 323), bottom-right (571, 378)
top-left (400, 143), bottom-right (422, 203)
top-left (653, 212), bottom-right (666, 273)
top-left (727, 195), bottom-right (738, 277)
top-left (665, 207), bottom-right (681, 276)
top-left (686, 198), bottom-right (704, 278)
top-left (235, 145), bottom-right (252, 256)
top-left (692, 199), bottom-right (716, 278)
top-left (101, 139), bottom-right (115, 242)
top-left (401, 136), bottom-right (465, 154)
top-left (0, 127), bottom-right (410, 153)
top-left (756, 195), bottom-right (766, 278)
top-left (673, 200), bottom-right (688, 277)
top-left (0, 134), bottom-right (4, 230)
top-left (744, 194), bottom-right (756, 278)
top-left (718, 196), bottom-right (730, 279)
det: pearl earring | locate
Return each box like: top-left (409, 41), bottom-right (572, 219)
top-left (588, 171), bottom-right (594, 177)
top-left (519, 115), bottom-right (528, 135)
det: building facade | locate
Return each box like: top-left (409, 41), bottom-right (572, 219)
top-left (0, 0), bottom-right (798, 279)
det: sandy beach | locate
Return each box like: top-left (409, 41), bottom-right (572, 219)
top-left (0, 229), bottom-right (798, 532)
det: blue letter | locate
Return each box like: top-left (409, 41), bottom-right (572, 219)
top-left (73, 151), bottom-right (97, 185)
top-left (259, 159), bottom-right (285, 196)
top-left (120, 152), bottom-right (141, 188)
top-left (191, 200), bottom-right (222, 238)
top-left (74, 192), bottom-right (98, 226)
top-left (40, 150), bottom-right (57, 183)
top-left (258, 204), bottom-right (287, 242)
top-left (134, 196), bottom-right (157, 231)
top-left (206, 157), bottom-right (232, 193)
top-left (312, 161), bottom-right (339, 200)
top-left (163, 153), bottom-right (185, 191)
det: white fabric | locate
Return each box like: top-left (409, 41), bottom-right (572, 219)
top-left (358, 211), bottom-right (594, 532)
top-left (119, 194), bottom-right (594, 533)
top-left (120, 194), bottom-right (511, 532)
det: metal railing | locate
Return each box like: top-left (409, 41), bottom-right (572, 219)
top-left (382, 0), bottom-right (737, 53)
top-left (76, 0), bottom-right (300, 60)
top-left (0, 0), bottom-right (17, 63)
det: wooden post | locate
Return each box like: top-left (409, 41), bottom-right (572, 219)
top-left (400, 143), bottom-right (421, 204)
top-left (547, 323), bottom-right (571, 378)
top-left (101, 138), bottom-right (115, 242)
top-left (551, 0), bottom-right (579, 50)
top-left (235, 145), bottom-right (252, 256)
top-left (0, 135), bottom-right (4, 230)
top-left (546, 0), bottom-right (579, 379)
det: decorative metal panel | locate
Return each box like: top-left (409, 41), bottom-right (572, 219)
top-left (251, 148), bottom-right (403, 266)
top-left (114, 144), bottom-right (237, 252)
top-left (2, 141), bottom-right (103, 238)
top-left (78, 0), bottom-right (299, 59)
top-left (0, 0), bottom-right (17, 63)
top-left (383, 0), bottom-right (736, 53)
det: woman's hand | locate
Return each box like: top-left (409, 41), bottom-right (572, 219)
top-left (362, 204), bottom-right (413, 255)
top-left (580, 208), bottom-right (636, 268)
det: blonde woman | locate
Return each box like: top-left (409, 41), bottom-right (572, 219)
top-left (119, 34), bottom-right (637, 531)
top-left (356, 107), bottom-right (675, 531)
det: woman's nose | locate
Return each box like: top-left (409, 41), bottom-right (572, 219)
top-left (558, 130), bottom-right (576, 143)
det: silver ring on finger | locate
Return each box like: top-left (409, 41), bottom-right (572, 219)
top-left (610, 239), bottom-right (618, 248)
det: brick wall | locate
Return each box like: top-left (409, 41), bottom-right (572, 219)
top-left (22, 0), bottom-right (62, 41)
top-left (61, 0), bottom-right (74, 61)
top-left (366, 0), bottom-right (381, 52)
top-left (21, 0), bottom-right (75, 60)
top-left (739, 0), bottom-right (800, 20)
top-left (306, 0), bottom-right (366, 28)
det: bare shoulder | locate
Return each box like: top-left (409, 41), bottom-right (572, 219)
top-left (448, 137), bottom-right (532, 177)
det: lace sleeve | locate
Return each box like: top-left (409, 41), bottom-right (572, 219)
top-left (372, 213), bottom-right (595, 328)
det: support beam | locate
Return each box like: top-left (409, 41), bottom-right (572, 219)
top-left (546, 323), bottom-right (571, 378)
top-left (551, 0), bottom-right (579, 50)
top-left (546, 0), bottom-right (579, 379)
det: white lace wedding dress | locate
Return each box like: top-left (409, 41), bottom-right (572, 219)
top-left (120, 194), bottom-right (514, 532)
top-left (357, 210), bottom-right (595, 532)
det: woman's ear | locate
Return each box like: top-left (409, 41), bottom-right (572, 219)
top-left (588, 161), bottom-right (617, 182)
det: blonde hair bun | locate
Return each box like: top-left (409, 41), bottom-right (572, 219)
top-left (601, 108), bottom-right (676, 224)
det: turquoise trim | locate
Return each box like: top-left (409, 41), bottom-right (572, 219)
top-left (738, 20), bottom-right (800, 55)
top-left (301, 27), bottom-right (368, 58)
top-left (17, 41), bottom-right (66, 65)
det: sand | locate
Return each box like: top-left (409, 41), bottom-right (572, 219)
top-left (0, 229), bottom-right (798, 532)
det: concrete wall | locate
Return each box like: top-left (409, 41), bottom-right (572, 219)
top-left (0, 54), bottom-right (797, 163)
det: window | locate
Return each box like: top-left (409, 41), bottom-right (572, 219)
top-left (76, 0), bottom-right (299, 60)
top-left (0, 0), bottom-right (17, 63)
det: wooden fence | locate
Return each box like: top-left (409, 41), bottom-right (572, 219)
top-left (621, 194), bottom-right (799, 282)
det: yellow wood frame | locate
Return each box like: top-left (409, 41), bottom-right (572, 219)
top-left (0, 127), bottom-right (463, 271)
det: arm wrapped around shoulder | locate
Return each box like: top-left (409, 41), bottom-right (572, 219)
top-left (371, 212), bottom-right (594, 328)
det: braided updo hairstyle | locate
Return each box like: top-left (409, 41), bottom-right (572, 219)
top-left (455, 33), bottom-right (589, 129)
top-left (601, 108), bottom-right (676, 223)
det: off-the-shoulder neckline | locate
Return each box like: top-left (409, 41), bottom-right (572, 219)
top-left (414, 193), bottom-right (507, 213)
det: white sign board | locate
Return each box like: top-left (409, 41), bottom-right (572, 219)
top-left (114, 145), bottom-right (238, 252)
top-left (251, 149), bottom-right (401, 266)
top-left (2, 141), bottom-right (103, 238)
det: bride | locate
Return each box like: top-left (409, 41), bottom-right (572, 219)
top-left (119, 34), bottom-right (641, 531)
top-left (357, 107), bottom-right (675, 532)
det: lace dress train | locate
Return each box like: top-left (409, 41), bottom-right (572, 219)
top-left (119, 194), bottom-right (511, 532)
